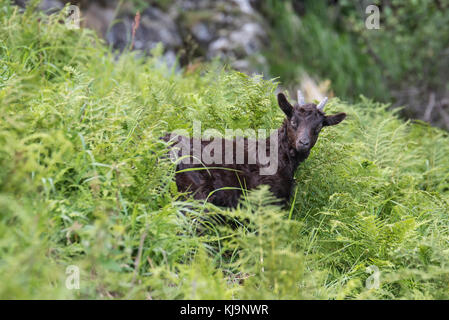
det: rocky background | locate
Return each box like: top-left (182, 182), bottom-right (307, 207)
top-left (16, 0), bottom-right (270, 76)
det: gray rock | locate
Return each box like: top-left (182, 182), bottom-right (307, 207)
top-left (232, 0), bottom-right (254, 15)
top-left (20, 0), bottom-right (270, 75)
top-left (39, 0), bottom-right (64, 13)
top-left (191, 23), bottom-right (214, 43)
top-left (230, 23), bottom-right (265, 55)
top-left (106, 6), bottom-right (182, 54)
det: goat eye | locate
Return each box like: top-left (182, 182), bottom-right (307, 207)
top-left (291, 120), bottom-right (297, 127)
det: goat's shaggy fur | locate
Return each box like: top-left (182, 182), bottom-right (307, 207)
top-left (163, 93), bottom-right (346, 208)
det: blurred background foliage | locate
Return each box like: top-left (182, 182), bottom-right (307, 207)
top-left (260, 0), bottom-right (449, 129)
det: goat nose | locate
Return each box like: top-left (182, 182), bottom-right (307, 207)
top-left (298, 140), bottom-right (310, 146)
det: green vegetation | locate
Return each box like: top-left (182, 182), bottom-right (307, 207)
top-left (1, 2), bottom-right (448, 299)
top-left (261, 0), bottom-right (449, 128)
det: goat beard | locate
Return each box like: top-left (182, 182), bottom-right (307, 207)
top-left (289, 147), bottom-right (310, 158)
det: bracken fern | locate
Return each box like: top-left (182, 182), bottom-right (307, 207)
top-left (0, 1), bottom-right (448, 299)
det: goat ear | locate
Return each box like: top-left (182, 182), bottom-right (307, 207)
top-left (277, 93), bottom-right (293, 118)
top-left (323, 113), bottom-right (346, 126)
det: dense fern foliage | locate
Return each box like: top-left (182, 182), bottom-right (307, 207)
top-left (0, 2), bottom-right (448, 299)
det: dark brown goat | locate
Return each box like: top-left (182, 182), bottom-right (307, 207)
top-left (162, 92), bottom-right (346, 208)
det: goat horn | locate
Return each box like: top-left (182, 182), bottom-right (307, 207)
top-left (317, 97), bottom-right (328, 111)
top-left (297, 90), bottom-right (305, 105)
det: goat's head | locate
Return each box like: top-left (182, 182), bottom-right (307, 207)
top-left (277, 91), bottom-right (346, 154)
